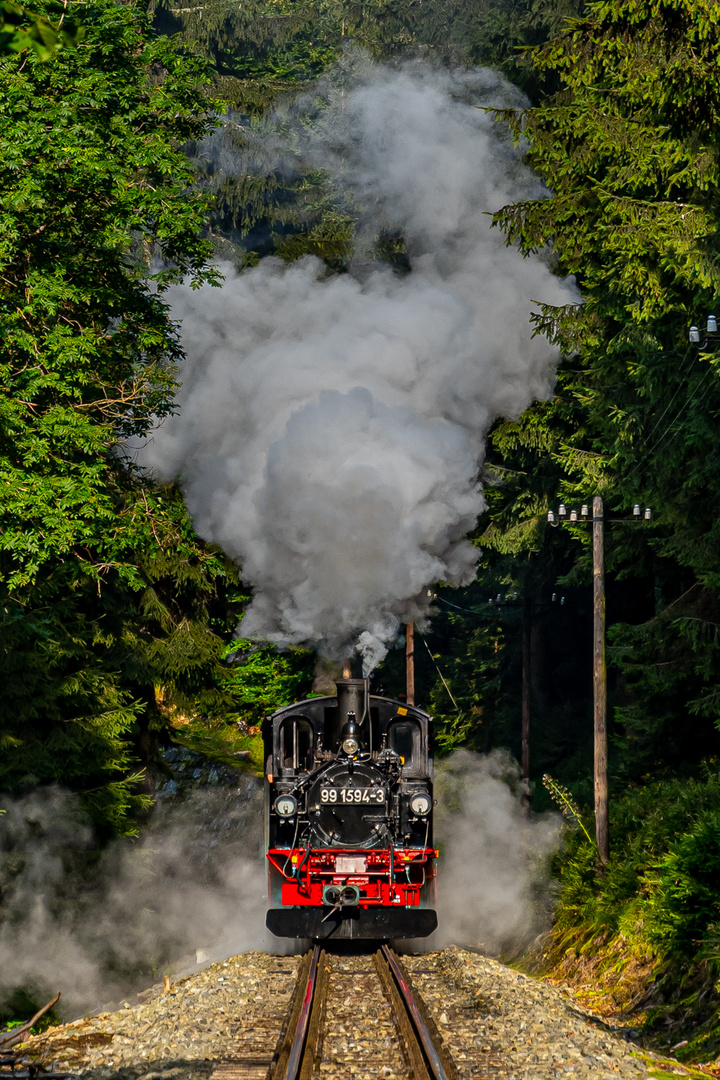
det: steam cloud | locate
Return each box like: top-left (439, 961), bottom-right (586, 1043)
top-left (0, 759), bottom-right (559, 1015)
top-left (138, 60), bottom-right (578, 670)
top-left (0, 784), bottom-right (272, 1018)
top-left (433, 751), bottom-right (561, 953)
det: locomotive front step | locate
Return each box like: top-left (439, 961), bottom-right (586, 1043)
top-left (266, 905), bottom-right (438, 940)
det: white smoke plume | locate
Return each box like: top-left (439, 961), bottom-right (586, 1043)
top-left (432, 750), bottom-right (562, 953)
top-left (139, 61), bottom-right (578, 671)
top-left (0, 784), bottom-right (276, 1018)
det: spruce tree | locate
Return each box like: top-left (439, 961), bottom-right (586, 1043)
top-left (484, 0), bottom-right (720, 777)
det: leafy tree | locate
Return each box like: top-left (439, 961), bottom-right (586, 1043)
top-left (0, 0), bottom-right (224, 832)
top-left (0, 0), bottom-right (221, 591)
top-left (221, 633), bottom-right (316, 729)
top-left (1, 0), bottom-right (219, 589)
top-left (0, 488), bottom-right (248, 838)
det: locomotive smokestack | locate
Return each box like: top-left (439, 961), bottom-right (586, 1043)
top-left (336, 678), bottom-right (368, 726)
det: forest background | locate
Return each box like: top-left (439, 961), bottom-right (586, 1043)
top-left (3, 0), bottom-right (720, 1063)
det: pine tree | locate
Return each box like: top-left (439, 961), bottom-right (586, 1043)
top-left (483, 0), bottom-right (720, 779)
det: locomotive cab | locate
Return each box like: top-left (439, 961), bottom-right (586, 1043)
top-left (263, 679), bottom-right (438, 940)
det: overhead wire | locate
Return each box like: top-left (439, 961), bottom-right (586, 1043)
top-left (436, 595), bottom-right (491, 616)
top-left (417, 631), bottom-right (461, 712)
top-left (642, 345), bottom-right (695, 441)
top-left (625, 344), bottom-right (716, 484)
top-left (436, 594), bottom-right (521, 617)
top-left (647, 361), bottom-right (717, 460)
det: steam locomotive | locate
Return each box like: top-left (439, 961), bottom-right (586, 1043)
top-left (263, 679), bottom-right (438, 940)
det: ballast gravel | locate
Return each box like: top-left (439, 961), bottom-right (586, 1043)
top-left (20, 946), bottom-right (696, 1080)
top-left (403, 948), bottom-right (694, 1079)
top-left (21, 952), bottom-right (301, 1080)
top-left (318, 954), bottom-right (409, 1079)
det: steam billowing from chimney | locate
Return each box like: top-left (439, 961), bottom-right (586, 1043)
top-left (139, 61), bottom-right (578, 671)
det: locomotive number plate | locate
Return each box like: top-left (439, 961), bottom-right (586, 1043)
top-left (320, 787), bottom-right (384, 804)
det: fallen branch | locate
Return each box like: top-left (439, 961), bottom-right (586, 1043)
top-left (0, 994), bottom-right (61, 1050)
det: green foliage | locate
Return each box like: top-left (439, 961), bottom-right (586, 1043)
top-left (496, 0), bottom-right (720, 319)
top-left (644, 809), bottom-right (720, 957)
top-left (0, 0), bottom-right (81, 59)
top-left (221, 634), bottom-right (316, 729)
top-left (551, 781), bottom-right (699, 950)
top-left (0, 0), bottom-right (230, 834)
top-left (163, 633), bottom-right (316, 772)
top-left (0, 0), bottom-right (218, 590)
top-left (0, 488), bottom-right (243, 835)
top-left (545, 774), bottom-right (720, 1054)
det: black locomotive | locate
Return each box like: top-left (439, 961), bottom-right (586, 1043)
top-left (263, 678), bottom-right (437, 940)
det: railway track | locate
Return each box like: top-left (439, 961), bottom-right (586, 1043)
top-left (269, 945), bottom-right (460, 1080)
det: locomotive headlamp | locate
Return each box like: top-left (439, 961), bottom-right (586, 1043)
top-left (340, 716), bottom-right (360, 757)
top-left (409, 793), bottom-right (432, 816)
top-left (274, 794), bottom-right (297, 817)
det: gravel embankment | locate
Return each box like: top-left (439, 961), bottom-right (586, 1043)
top-left (404, 948), bottom-right (696, 1079)
top-left (22, 952), bottom-right (300, 1080)
top-left (20, 947), bottom-right (698, 1080)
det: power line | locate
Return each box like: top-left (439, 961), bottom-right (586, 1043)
top-left (436, 595), bottom-right (522, 616)
top-left (418, 632), bottom-right (461, 712)
top-left (436, 596), bottom-right (489, 616)
top-left (648, 362), bottom-right (717, 459)
top-left (625, 346), bottom-right (714, 483)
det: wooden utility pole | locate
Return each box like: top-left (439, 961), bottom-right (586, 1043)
top-left (593, 495), bottom-right (609, 864)
top-left (405, 622), bottom-right (415, 705)
top-left (521, 595), bottom-right (531, 810)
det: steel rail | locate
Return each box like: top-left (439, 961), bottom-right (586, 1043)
top-left (273, 944), bottom-right (458, 1080)
top-left (277, 945), bottom-right (321, 1080)
top-left (380, 945), bottom-right (456, 1080)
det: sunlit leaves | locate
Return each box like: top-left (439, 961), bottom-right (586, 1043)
top-left (0, 0), bottom-right (218, 588)
top-left (0, 0), bottom-right (81, 59)
top-left (0, 0), bottom-right (229, 833)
